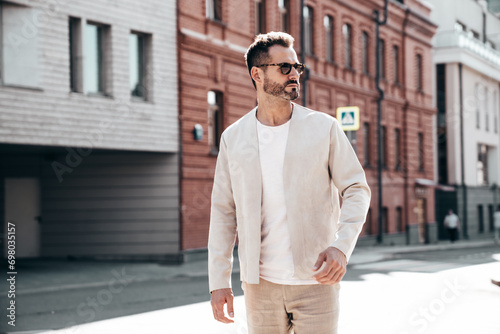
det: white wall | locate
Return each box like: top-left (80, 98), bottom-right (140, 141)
top-left (0, 0), bottom-right (178, 152)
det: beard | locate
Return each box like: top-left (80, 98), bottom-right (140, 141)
top-left (263, 76), bottom-right (300, 101)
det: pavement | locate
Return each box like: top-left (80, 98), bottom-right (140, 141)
top-left (2, 238), bottom-right (498, 334)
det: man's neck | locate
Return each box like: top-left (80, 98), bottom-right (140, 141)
top-left (256, 97), bottom-right (293, 126)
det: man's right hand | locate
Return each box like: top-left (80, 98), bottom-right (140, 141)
top-left (210, 288), bottom-right (234, 323)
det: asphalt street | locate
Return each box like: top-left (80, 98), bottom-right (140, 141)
top-left (3, 244), bottom-right (499, 334)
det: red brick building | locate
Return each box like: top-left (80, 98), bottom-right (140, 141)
top-left (178, 0), bottom-right (437, 250)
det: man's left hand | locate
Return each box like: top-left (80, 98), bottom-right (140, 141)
top-left (312, 247), bottom-right (347, 285)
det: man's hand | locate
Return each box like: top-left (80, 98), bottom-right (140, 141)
top-left (312, 247), bottom-right (347, 285)
top-left (210, 288), bottom-right (234, 323)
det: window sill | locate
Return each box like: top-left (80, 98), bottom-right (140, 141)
top-left (206, 18), bottom-right (226, 27)
top-left (209, 148), bottom-right (219, 156)
top-left (131, 96), bottom-right (151, 104)
top-left (86, 92), bottom-right (113, 99)
top-left (325, 60), bottom-right (338, 67)
top-left (0, 84), bottom-right (43, 92)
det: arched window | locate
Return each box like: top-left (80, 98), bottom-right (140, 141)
top-left (393, 45), bottom-right (399, 83)
top-left (343, 23), bottom-right (352, 68)
top-left (416, 54), bottom-right (423, 91)
top-left (279, 0), bottom-right (290, 33)
top-left (361, 31), bottom-right (369, 74)
top-left (304, 6), bottom-right (314, 55)
top-left (255, 0), bottom-right (266, 35)
top-left (378, 39), bottom-right (385, 79)
top-left (324, 15), bottom-right (334, 62)
top-left (208, 91), bottom-right (224, 153)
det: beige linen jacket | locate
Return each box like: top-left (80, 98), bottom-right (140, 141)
top-left (208, 103), bottom-right (371, 292)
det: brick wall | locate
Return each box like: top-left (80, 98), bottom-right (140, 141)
top-left (179, 0), bottom-right (437, 249)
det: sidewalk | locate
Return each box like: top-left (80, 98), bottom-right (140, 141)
top-left (4, 239), bottom-right (497, 334)
top-left (5, 239), bottom-right (496, 297)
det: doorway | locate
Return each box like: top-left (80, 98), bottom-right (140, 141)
top-left (4, 178), bottom-right (41, 258)
top-left (416, 198), bottom-right (428, 244)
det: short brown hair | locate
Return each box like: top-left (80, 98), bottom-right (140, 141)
top-left (244, 32), bottom-right (295, 89)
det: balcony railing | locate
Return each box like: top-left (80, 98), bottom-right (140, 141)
top-left (434, 30), bottom-right (500, 68)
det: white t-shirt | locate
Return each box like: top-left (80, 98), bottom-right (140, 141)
top-left (444, 213), bottom-right (459, 229)
top-left (257, 118), bottom-right (317, 285)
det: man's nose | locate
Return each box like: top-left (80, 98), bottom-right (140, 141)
top-left (289, 67), bottom-right (300, 79)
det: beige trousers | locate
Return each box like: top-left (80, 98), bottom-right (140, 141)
top-left (242, 278), bottom-right (340, 334)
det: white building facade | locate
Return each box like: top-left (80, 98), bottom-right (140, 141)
top-left (430, 0), bottom-right (500, 240)
top-left (0, 0), bottom-right (180, 260)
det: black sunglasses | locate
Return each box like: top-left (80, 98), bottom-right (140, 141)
top-left (256, 62), bottom-right (306, 75)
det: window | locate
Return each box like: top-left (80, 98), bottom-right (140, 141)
top-left (364, 208), bottom-right (372, 235)
top-left (208, 91), bottom-right (224, 153)
top-left (396, 207), bottom-right (403, 232)
top-left (416, 54), bottom-right (422, 91)
top-left (362, 32), bottom-right (369, 74)
top-left (478, 205), bottom-right (484, 233)
top-left (418, 132), bottom-right (424, 171)
top-left (206, 0), bottom-right (222, 21)
top-left (324, 15), bottom-right (334, 62)
top-left (343, 23), bottom-right (352, 68)
top-left (485, 88), bottom-right (489, 132)
top-left (494, 91), bottom-right (498, 133)
top-left (381, 126), bottom-right (387, 168)
top-left (255, 0), bottom-right (266, 35)
top-left (489, 205), bottom-right (494, 232)
top-left (477, 144), bottom-right (488, 185)
top-left (393, 45), bottom-right (399, 83)
top-left (363, 123), bottom-right (371, 166)
top-left (69, 17), bottom-right (83, 92)
top-left (382, 207), bottom-right (388, 233)
top-left (395, 128), bottom-right (401, 170)
top-left (279, 0), bottom-right (290, 33)
top-left (476, 84), bottom-right (482, 129)
top-left (378, 39), bottom-right (385, 78)
top-left (0, 3), bottom-right (40, 87)
top-left (345, 130), bottom-right (357, 153)
top-left (129, 32), bottom-right (151, 99)
top-left (85, 23), bottom-right (111, 94)
top-left (304, 6), bottom-right (314, 55)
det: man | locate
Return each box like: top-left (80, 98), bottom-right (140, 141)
top-left (494, 206), bottom-right (500, 244)
top-left (208, 32), bottom-right (371, 333)
top-left (443, 209), bottom-right (460, 243)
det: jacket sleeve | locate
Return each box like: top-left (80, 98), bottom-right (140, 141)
top-left (208, 134), bottom-right (238, 292)
top-left (328, 118), bottom-right (371, 261)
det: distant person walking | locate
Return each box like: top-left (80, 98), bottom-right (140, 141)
top-left (444, 209), bottom-right (460, 243)
top-left (494, 207), bottom-right (500, 244)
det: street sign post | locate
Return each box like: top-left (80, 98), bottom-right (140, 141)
top-left (336, 106), bottom-right (360, 131)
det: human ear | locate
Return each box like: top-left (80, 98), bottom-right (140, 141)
top-left (251, 67), bottom-right (262, 84)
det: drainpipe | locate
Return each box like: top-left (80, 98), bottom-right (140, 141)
top-left (402, 8), bottom-right (410, 245)
top-left (483, 12), bottom-right (487, 44)
top-left (458, 63), bottom-right (469, 239)
top-left (375, 0), bottom-right (389, 244)
top-left (300, 0), bottom-right (309, 107)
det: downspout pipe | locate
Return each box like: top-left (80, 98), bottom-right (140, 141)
top-left (402, 8), bottom-right (410, 245)
top-left (375, 0), bottom-right (389, 244)
top-left (458, 63), bottom-right (469, 239)
top-left (300, 0), bottom-right (309, 107)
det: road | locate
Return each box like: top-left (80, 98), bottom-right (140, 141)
top-left (5, 245), bottom-right (500, 333)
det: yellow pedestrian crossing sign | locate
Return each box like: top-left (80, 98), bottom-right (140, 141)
top-left (336, 106), bottom-right (360, 131)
